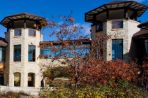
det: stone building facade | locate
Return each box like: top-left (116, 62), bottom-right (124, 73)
top-left (0, 13), bottom-right (47, 90)
top-left (85, 1), bottom-right (148, 62)
top-left (0, 0), bottom-right (147, 95)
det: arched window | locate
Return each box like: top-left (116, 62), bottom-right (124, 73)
top-left (28, 73), bottom-right (35, 87)
top-left (14, 72), bottom-right (21, 86)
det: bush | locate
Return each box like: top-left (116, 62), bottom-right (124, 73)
top-left (77, 60), bottom-right (139, 86)
top-left (40, 81), bottom-right (147, 98)
top-left (0, 91), bottom-right (31, 98)
top-left (43, 66), bottom-right (72, 84)
top-left (41, 60), bottom-right (147, 98)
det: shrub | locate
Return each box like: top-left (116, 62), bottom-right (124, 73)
top-left (76, 60), bottom-right (139, 86)
top-left (40, 81), bottom-right (147, 98)
top-left (0, 91), bottom-right (31, 98)
top-left (43, 66), bottom-right (72, 84)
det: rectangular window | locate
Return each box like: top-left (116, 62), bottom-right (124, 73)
top-left (40, 49), bottom-right (50, 58)
top-left (0, 48), bottom-right (2, 62)
top-left (14, 45), bottom-right (21, 61)
top-left (144, 39), bottom-right (148, 56)
top-left (14, 29), bottom-right (21, 36)
top-left (28, 45), bottom-right (36, 62)
top-left (112, 39), bottom-right (123, 60)
top-left (29, 29), bottom-right (36, 37)
top-left (0, 74), bottom-right (4, 85)
top-left (96, 22), bottom-right (103, 32)
top-left (0, 47), bottom-right (5, 62)
top-left (112, 20), bottom-right (123, 29)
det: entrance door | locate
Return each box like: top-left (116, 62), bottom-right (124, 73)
top-left (112, 39), bottom-right (123, 60)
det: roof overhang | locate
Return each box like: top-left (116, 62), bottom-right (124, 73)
top-left (40, 39), bottom-right (91, 48)
top-left (1, 13), bottom-right (48, 28)
top-left (138, 21), bottom-right (148, 29)
top-left (85, 1), bottom-right (148, 22)
top-left (133, 29), bottom-right (148, 39)
top-left (0, 37), bottom-right (7, 47)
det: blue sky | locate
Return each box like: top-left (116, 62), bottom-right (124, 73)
top-left (0, 0), bottom-right (147, 40)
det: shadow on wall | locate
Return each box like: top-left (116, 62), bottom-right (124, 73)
top-left (129, 37), bottom-right (147, 65)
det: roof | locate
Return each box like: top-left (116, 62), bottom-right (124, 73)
top-left (40, 39), bottom-right (91, 48)
top-left (1, 13), bottom-right (48, 28)
top-left (138, 21), bottom-right (148, 29)
top-left (133, 22), bottom-right (148, 38)
top-left (0, 37), bottom-right (7, 47)
top-left (85, 1), bottom-right (148, 22)
top-left (133, 29), bottom-right (148, 38)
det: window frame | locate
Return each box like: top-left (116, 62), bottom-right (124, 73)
top-left (14, 72), bottom-right (21, 87)
top-left (112, 20), bottom-right (124, 29)
top-left (40, 44), bottom-right (90, 58)
top-left (144, 39), bottom-right (148, 56)
top-left (28, 45), bottom-right (36, 62)
top-left (14, 29), bottom-right (22, 37)
top-left (14, 45), bottom-right (21, 62)
top-left (112, 39), bottom-right (123, 60)
top-left (96, 22), bottom-right (103, 32)
top-left (28, 29), bottom-right (36, 37)
top-left (28, 73), bottom-right (35, 87)
top-left (0, 47), bottom-right (5, 62)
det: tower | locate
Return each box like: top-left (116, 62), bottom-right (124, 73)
top-left (85, 1), bottom-right (148, 62)
top-left (1, 13), bottom-right (47, 88)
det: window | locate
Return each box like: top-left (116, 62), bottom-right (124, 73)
top-left (28, 73), bottom-right (35, 87)
top-left (112, 20), bottom-right (123, 29)
top-left (29, 29), bottom-right (36, 37)
top-left (112, 39), bottom-right (123, 60)
top-left (14, 45), bottom-right (21, 61)
top-left (28, 45), bottom-right (36, 62)
top-left (14, 29), bottom-right (21, 36)
top-left (40, 44), bottom-right (90, 58)
top-left (96, 22), bottom-right (103, 32)
top-left (144, 39), bottom-right (148, 56)
top-left (14, 72), bottom-right (21, 86)
top-left (0, 47), bottom-right (5, 62)
top-left (0, 74), bottom-right (4, 85)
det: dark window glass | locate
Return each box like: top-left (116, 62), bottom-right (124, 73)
top-left (14, 45), bottom-right (21, 61)
top-left (96, 22), bottom-right (103, 32)
top-left (112, 39), bottom-right (123, 60)
top-left (0, 74), bottom-right (4, 85)
top-left (14, 72), bottom-right (21, 87)
top-left (112, 20), bottom-right (123, 29)
top-left (14, 29), bottom-right (21, 36)
top-left (0, 47), bottom-right (5, 62)
top-left (29, 29), bottom-right (36, 37)
top-left (28, 45), bottom-right (36, 62)
top-left (144, 40), bottom-right (148, 56)
top-left (28, 73), bottom-right (35, 87)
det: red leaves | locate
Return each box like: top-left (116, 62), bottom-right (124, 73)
top-left (75, 60), bottom-right (139, 85)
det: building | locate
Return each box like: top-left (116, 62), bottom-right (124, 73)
top-left (0, 13), bottom-right (91, 94)
top-left (85, 1), bottom-right (148, 62)
top-left (0, 13), bottom-right (48, 94)
top-left (132, 22), bottom-right (148, 64)
top-left (0, 0), bottom-right (147, 95)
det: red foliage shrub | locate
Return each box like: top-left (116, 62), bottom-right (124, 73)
top-left (69, 59), bottom-right (139, 86)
